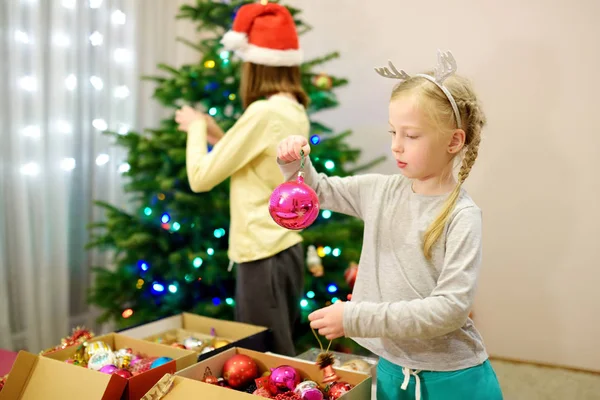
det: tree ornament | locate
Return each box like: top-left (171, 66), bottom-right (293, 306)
top-left (269, 150), bottom-right (319, 230)
top-left (222, 354), bottom-right (259, 389)
top-left (267, 365), bottom-right (301, 394)
top-left (312, 73), bottom-right (333, 90)
top-left (312, 328), bottom-right (340, 384)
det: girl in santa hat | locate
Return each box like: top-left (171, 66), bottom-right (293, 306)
top-left (175, 1), bottom-right (308, 357)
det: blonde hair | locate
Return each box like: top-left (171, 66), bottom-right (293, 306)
top-left (240, 62), bottom-right (309, 109)
top-left (391, 73), bottom-right (486, 260)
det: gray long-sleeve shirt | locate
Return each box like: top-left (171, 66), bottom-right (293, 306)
top-left (280, 157), bottom-right (489, 371)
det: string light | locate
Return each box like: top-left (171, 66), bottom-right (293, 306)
top-left (300, 299), bottom-right (309, 308)
top-left (322, 210), bottom-right (332, 219)
top-left (113, 48), bottom-right (131, 62)
top-left (90, 76), bottom-right (104, 90)
top-left (219, 51), bottom-right (230, 60)
top-left (114, 85), bottom-right (130, 99)
top-left (317, 246), bottom-right (326, 257)
top-left (226, 298), bottom-right (235, 306)
top-left (310, 135), bottom-right (321, 145)
top-left (117, 124), bottom-right (130, 135)
top-left (143, 207), bottom-right (152, 216)
top-left (53, 33), bottom-right (70, 47)
top-left (20, 162), bottom-right (40, 176)
top-left (212, 298), bottom-right (221, 306)
top-left (92, 118), bottom-right (107, 131)
top-left (184, 274), bottom-right (193, 282)
top-left (111, 10), bottom-right (126, 25)
top-left (89, 31), bottom-right (103, 46)
top-left (324, 160), bottom-right (335, 170)
top-left (161, 213), bottom-right (170, 223)
top-left (331, 297), bottom-right (339, 303)
top-left (136, 279), bottom-right (144, 289)
top-left (65, 74), bottom-right (77, 90)
top-left (324, 246), bottom-right (332, 255)
top-left (14, 30), bottom-right (31, 44)
top-left (332, 248), bottom-right (341, 257)
top-left (122, 308), bottom-right (133, 318)
top-left (172, 222), bottom-right (181, 231)
top-left (152, 282), bottom-right (165, 293)
top-left (168, 284), bottom-right (178, 293)
top-left (118, 163), bottom-right (131, 173)
top-left (193, 257), bottom-right (203, 268)
top-left (62, 0), bottom-right (76, 9)
top-left (327, 284), bottom-right (338, 293)
top-left (19, 76), bottom-right (37, 92)
top-left (213, 228), bottom-right (225, 238)
top-left (307, 291), bottom-right (315, 299)
top-left (204, 60), bottom-right (216, 68)
top-left (95, 154), bottom-right (110, 166)
top-left (56, 120), bottom-right (72, 133)
top-left (207, 248), bottom-right (215, 256)
top-left (138, 261), bottom-right (149, 271)
top-left (22, 126), bottom-right (41, 138)
top-left (228, 94), bottom-right (236, 101)
top-left (60, 158), bottom-right (76, 171)
top-left (208, 107), bottom-right (217, 116)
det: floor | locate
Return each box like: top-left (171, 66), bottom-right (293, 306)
top-left (492, 359), bottom-right (600, 400)
top-left (369, 359), bottom-right (600, 399)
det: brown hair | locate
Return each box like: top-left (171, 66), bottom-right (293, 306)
top-left (239, 62), bottom-right (309, 109)
top-left (391, 73), bottom-right (487, 260)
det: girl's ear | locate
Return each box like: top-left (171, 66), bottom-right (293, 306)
top-left (448, 129), bottom-right (466, 154)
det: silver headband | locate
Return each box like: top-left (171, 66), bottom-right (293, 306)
top-left (375, 50), bottom-right (462, 129)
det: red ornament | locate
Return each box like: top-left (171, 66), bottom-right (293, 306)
top-left (326, 382), bottom-right (353, 400)
top-left (113, 369), bottom-right (133, 379)
top-left (275, 392), bottom-right (301, 400)
top-left (0, 374), bottom-right (7, 393)
top-left (222, 354), bottom-right (258, 389)
top-left (204, 375), bottom-right (219, 385)
top-left (321, 365), bottom-right (340, 384)
top-left (344, 262), bottom-right (358, 289)
top-left (269, 172), bottom-right (319, 230)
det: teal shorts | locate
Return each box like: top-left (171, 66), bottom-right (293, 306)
top-left (376, 358), bottom-right (503, 400)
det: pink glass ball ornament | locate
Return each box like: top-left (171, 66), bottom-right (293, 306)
top-left (269, 172), bottom-right (319, 230)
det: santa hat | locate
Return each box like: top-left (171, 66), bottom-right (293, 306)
top-left (220, 2), bottom-right (302, 67)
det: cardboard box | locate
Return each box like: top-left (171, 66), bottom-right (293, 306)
top-left (147, 347), bottom-right (372, 399)
top-left (296, 348), bottom-right (378, 378)
top-left (0, 351), bottom-right (127, 400)
top-left (118, 313), bottom-right (270, 361)
top-left (43, 333), bottom-right (197, 400)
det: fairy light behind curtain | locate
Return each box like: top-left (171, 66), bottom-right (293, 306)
top-left (0, 0), bottom-right (138, 352)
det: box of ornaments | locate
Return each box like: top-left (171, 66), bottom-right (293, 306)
top-left (140, 347), bottom-right (371, 399)
top-left (42, 333), bottom-right (197, 400)
top-left (118, 312), bottom-right (270, 361)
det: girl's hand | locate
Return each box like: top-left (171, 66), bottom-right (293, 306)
top-left (277, 135), bottom-right (311, 163)
top-left (308, 301), bottom-right (346, 340)
top-left (175, 106), bottom-right (203, 132)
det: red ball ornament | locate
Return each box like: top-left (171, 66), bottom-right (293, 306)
top-left (269, 172), bottom-right (319, 230)
top-left (113, 368), bottom-right (133, 379)
top-left (222, 354), bottom-right (258, 389)
top-left (344, 262), bottom-right (359, 289)
top-left (326, 382), bottom-right (353, 400)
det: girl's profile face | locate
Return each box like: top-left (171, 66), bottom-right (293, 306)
top-left (388, 95), bottom-right (454, 181)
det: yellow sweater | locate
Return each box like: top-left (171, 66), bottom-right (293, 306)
top-left (186, 95), bottom-right (309, 263)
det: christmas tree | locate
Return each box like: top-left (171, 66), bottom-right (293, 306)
top-left (87, 0), bottom-right (384, 354)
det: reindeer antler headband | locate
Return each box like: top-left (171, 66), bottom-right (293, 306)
top-left (375, 50), bottom-right (462, 129)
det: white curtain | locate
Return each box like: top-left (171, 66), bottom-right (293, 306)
top-left (0, 0), bottom-right (141, 352)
